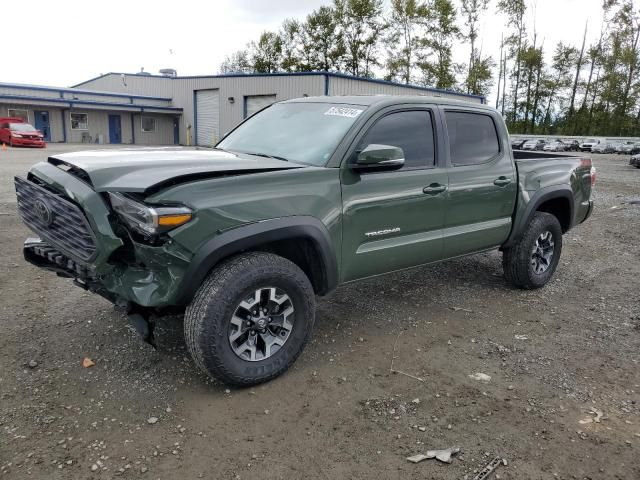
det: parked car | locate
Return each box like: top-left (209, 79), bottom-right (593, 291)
top-left (14, 95), bottom-right (595, 386)
top-left (511, 137), bottom-right (527, 149)
top-left (616, 141), bottom-right (634, 154)
top-left (0, 117), bottom-right (46, 148)
top-left (592, 142), bottom-right (617, 154)
top-left (522, 139), bottom-right (547, 150)
top-left (579, 138), bottom-right (604, 152)
top-left (630, 153), bottom-right (640, 168)
top-left (617, 142), bottom-right (640, 155)
top-left (543, 141), bottom-right (568, 152)
top-left (562, 139), bottom-right (581, 152)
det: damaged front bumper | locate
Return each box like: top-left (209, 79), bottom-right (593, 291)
top-left (19, 162), bottom-right (195, 309)
top-left (23, 236), bottom-right (192, 309)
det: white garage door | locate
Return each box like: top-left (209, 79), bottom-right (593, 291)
top-left (196, 89), bottom-right (220, 147)
top-left (245, 94), bottom-right (277, 118)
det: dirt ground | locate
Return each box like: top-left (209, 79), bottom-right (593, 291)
top-left (0, 144), bottom-right (639, 480)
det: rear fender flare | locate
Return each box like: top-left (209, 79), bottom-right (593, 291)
top-left (503, 186), bottom-right (574, 248)
top-left (175, 216), bottom-right (338, 305)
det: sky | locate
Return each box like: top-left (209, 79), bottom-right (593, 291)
top-left (5, 0), bottom-right (605, 98)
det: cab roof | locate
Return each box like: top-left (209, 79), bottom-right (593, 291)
top-left (284, 94), bottom-right (493, 111)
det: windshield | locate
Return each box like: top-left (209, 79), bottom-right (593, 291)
top-left (584, 138), bottom-right (596, 143)
top-left (10, 123), bottom-right (37, 132)
top-left (218, 102), bottom-right (366, 166)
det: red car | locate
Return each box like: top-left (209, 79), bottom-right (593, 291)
top-left (0, 118), bottom-right (46, 148)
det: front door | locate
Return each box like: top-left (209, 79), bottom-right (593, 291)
top-left (440, 108), bottom-right (517, 258)
top-left (34, 111), bottom-right (51, 141)
top-left (340, 107), bottom-right (448, 282)
top-left (108, 115), bottom-right (122, 144)
top-left (173, 117), bottom-right (180, 145)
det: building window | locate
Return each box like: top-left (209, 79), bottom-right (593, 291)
top-left (141, 116), bottom-right (156, 133)
top-left (8, 109), bottom-right (29, 122)
top-left (70, 113), bottom-right (89, 130)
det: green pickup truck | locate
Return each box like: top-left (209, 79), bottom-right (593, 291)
top-left (15, 96), bottom-right (595, 386)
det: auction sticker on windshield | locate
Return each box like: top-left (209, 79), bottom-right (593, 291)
top-left (324, 106), bottom-right (364, 118)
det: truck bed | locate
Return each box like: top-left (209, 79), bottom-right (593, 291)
top-left (510, 149), bottom-right (594, 239)
top-left (512, 150), bottom-right (576, 160)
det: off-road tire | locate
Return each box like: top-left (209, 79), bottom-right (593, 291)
top-left (502, 212), bottom-right (563, 289)
top-left (184, 252), bottom-right (315, 386)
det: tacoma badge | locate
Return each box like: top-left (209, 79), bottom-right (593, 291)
top-left (365, 227), bottom-right (401, 238)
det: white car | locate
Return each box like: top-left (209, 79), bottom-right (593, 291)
top-left (579, 138), bottom-right (605, 152)
top-left (522, 139), bottom-right (546, 151)
top-left (543, 141), bottom-right (568, 152)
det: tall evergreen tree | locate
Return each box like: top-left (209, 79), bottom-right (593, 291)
top-left (249, 32), bottom-right (283, 73)
top-left (219, 50), bottom-right (252, 74)
top-left (497, 0), bottom-right (527, 123)
top-left (566, 23), bottom-right (588, 127)
top-left (542, 43), bottom-right (577, 131)
top-left (383, 0), bottom-right (429, 84)
top-left (280, 20), bottom-right (303, 73)
top-left (334, 0), bottom-right (386, 77)
top-left (460, 0), bottom-right (492, 95)
top-left (418, 0), bottom-right (459, 89)
top-left (301, 6), bottom-right (345, 71)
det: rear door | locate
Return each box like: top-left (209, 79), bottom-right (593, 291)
top-left (340, 106), bottom-right (448, 282)
top-left (440, 108), bottom-right (517, 258)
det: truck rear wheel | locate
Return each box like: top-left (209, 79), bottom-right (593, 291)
top-left (184, 252), bottom-right (315, 386)
top-left (502, 212), bottom-right (563, 289)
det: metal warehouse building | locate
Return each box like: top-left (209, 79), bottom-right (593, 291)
top-left (0, 83), bottom-right (181, 145)
top-left (1, 72), bottom-right (484, 147)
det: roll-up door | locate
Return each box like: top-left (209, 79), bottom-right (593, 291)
top-left (196, 89), bottom-right (220, 147)
top-left (245, 94), bottom-right (277, 118)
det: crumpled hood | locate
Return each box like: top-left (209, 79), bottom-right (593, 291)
top-left (47, 147), bottom-right (301, 193)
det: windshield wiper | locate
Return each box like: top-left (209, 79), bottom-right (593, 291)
top-left (236, 150), bottom-right (290, 162)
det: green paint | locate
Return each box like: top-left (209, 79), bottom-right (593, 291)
top-left (18, 96), bottom-right (594, 309)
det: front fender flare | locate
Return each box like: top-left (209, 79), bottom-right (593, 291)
top-left (175, 216), bottom-right (338, 305)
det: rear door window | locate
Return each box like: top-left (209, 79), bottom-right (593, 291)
top-left (445, 111), bottom-right (500, 166)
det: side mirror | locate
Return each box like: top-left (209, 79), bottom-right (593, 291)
top-left (352, 144), bottom-right (405, 170)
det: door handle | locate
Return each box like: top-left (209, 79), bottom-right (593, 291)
top-left (493, 177), bottom-right (512, 186)
top-left (423, 184), bottom-right (447, 195)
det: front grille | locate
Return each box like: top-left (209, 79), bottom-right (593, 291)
top-left (15, 176), bottom-right (97, 261)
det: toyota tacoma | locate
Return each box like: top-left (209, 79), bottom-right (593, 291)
top-left (15, 96), bottom-right (595, 386)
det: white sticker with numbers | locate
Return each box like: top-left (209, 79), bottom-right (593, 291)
top-left (324, 106), bottom-right (364, 118)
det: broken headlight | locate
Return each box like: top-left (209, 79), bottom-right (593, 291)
top-left (108, 193), bottom-right (193, 236)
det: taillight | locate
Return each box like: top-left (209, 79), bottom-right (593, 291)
top-left (579, 158), bottom-right (595, 187)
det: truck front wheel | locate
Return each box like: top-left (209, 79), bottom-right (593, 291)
top-left (502, 212), bottom-right (563, 289)
top-left (184, 252), bottom-right (315, 386)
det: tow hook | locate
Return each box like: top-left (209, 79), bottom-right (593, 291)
top-left (126, 310), bottom-right (156, 349)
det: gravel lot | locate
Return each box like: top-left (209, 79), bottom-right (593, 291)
top-left (1, 144), bottom-right (639, 479)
